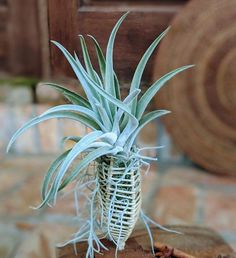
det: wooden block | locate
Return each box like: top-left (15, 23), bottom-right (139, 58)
top-left (56, 225), bottom-right (233, 258)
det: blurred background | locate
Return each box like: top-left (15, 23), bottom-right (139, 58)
top-left (0, 0), bottom-right (236, 257)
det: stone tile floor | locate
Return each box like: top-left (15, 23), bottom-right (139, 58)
top-left (0, 155), bottom-right (236, 258)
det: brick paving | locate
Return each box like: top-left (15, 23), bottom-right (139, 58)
top-left (1, 103), bottom-right (236, 256)
top-left (0, 155), bottom-right (236, 257)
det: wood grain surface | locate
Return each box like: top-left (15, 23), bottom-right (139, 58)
top-left (47, 0), bottom-right (186, 82)
top-left (56, 225), bottom-right (233, 258)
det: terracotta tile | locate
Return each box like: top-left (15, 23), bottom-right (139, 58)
top-left (36, 83), bottom-right (62, 103)
top-left (0, 170), bottom-right (28, 194)
top-left (11, 105), bottom-right (38, 154)
top-left (204, 191), bottom-right (236, 231)
top-left (0, 173), bottom-right (44, 216)
top-left (161, 166), bottom-right (236, 187)
top-left (153, 185), bottom-right (197, 225)
top-left (36, 104), bottom-right (60, 153)
top-left (0, 156), bottom-right (52, 195)
top-left (37, 119), bottom-right (59, 153)
top-left (0, 156), bottom-right (54, 216)
top-left (0, 223), bottom-right (22, 258)
top-left (1, 155), bottom-right (53, 173)
top-left (14, 222), bottom-right (75, 258)
top-left (5, 87), bottom-right (32, 105)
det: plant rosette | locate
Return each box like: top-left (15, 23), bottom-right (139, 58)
top-left (7, 12), bottom-right (193, 258)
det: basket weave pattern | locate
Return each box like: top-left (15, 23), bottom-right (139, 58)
top-left (98, 159), bottom-right (142, 250)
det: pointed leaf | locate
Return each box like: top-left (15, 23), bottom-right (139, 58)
top-left (79, 35), bottom-right (98, 82)
top-left (112, 89), bottom-right (140, 133)
top-left (52, 41), bottom-right (98, 111)
top-left (105, 12), bottom-right (129, 98)
top-left (125, 110), bottom-right (170, 151)
top-left (74, 51), bottom-right (112, 120)
top-left (88, 34), bottom-right (121, 99)
top-left (95, 102), bottom-right (112, 131)
top-left (41, 149), bottom-right (71, 200)
top-left (116, 115), bottom-right (139, 148)
top-left (52, 41), bottom-right (136, 123)
top-left (42, 82), bottom-right (90, 107)
top-left (136, 65), bottom-right (194, 119)
top-left (59, 146), bottom-right (113, 191)
top-left (7, 111), bottom-right (99, 152)
top-left (42, 104), bottom-right (106, 131)
top-left (50, 131), bottom-right (104, 201)
top-left (87, 35), bottom-right (106, 82)
top-left (129, 27), bottom-right (170, 114)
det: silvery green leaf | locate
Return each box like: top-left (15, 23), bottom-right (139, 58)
top-left (120, 113), bottom-right (129, 131)
top-left (42, 104), bottom-right (106, 131)
top-left (55, 40), bottom-right (132, 119)
top-left (113, 72), bottom-right (121, 100)
top-left (95, 102), bottom-right (112, 131)
top-left (87, 35), bottom-right (106, 82)
top-left (75, 50), bottom-right (112, 120)
top-left (116, 115), bottom-right (138, 148)
top-left (136, 65), bottom-right (194, 119)
top-left (88, 34), bottom-right (120, 99)
top-left (61, 136), bottom-right (82, 147)
top-left (125, 110), bottom-right (170, 151)
top-left (58, 146), bottom-right (113, 191)
top-left (87, 142), bottom-right (112, 149)
top-left (73, 53), bottom-right (135, 119)
top-left (79, 35), bottom-right (98, 83)
top-left (112, 89), bottom-right (140, 133)
top-left (52, 41), bottom-right (98, 112)
top-left (41, 149), bottom-right (71, 201)
top-left (100, 132), bottom-right (117, 145)
top-left (50, 131), bottom-right (104, 201)
top-left (41, 82), bottom-right (90, 107)
top-left (130, 27), bottom-right (170, 115)
top-left (105, 12), bottom-right (129, 99)
top-left (7, 111), bottom-right (100, 152)
top-left (93, 70), bottom-right (103, 88)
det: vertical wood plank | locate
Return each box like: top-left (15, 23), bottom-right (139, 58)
top-left (38, 0), bottom-right (51, 78)
top-left (0, 5), bottom-right (8, 70)
top-left (47, 0), bottom-right (80, 77)
top-left (47, 1), bottom-right (183, 82)
top-left (8, 0), bottom-right (42, 76)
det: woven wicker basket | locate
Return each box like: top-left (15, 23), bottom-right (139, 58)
top-left (97, 157), bottom-right (142, 250)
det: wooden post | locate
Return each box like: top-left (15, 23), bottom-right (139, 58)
top-left (8, 0), bottom-right (42, 76)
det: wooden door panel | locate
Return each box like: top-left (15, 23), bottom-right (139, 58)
top-left (0, 0), bottom-right (42, 76)
top-left (48, 0), bottom-right (187, 82)
top-left (0, 3), bottom-right (8, 70)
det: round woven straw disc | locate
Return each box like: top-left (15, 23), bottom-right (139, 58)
top-left (154, 0), bottom-right (236, 176)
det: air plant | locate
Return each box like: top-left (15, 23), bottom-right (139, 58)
top-left (7, 12), bottom-right (193, 258)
